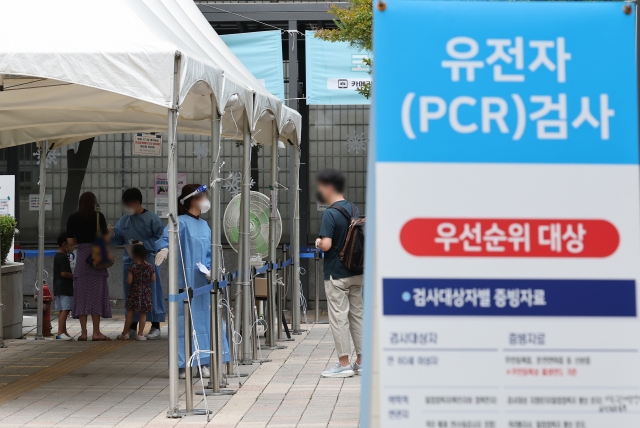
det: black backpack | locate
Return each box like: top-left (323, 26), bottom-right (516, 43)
top-left (328, 201), bottom-right (365, 271)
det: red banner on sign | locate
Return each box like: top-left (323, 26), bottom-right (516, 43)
top-left (400, 219), bottom-right (619, 258)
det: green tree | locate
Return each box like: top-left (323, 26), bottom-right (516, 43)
top-left (315, 0), bottom-right (373, 99)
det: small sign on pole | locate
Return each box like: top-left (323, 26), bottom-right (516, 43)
top-left (154, 172), bottom-right (187, 218)
top-left (29, 194), bottom-right (52, 211)
top-left (133, 133), bottom-right (162, 156)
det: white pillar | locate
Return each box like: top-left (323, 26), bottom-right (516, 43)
top-left (208, 95), bottom-right (224, 392)
top-left (266, 124), bottom-right (279, 347)
top-left (291, 143), bottom-right (302, 333)
top-left (166, 52), bottom-right (182, 417)
top-left (35, 140), bottom-right (47, 340)
top-left (240, 114), bottom-right (253, 364)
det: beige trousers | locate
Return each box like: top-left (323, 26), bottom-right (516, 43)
top-left (324, 274), bottom-right (364, 358)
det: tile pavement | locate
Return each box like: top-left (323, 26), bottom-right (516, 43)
top-left (0, 314), bottom-right (360, 427)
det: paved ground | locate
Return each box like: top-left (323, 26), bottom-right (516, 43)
top-left (0, 313), bottom-right (361, 427)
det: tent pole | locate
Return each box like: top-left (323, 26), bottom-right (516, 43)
top-left (35, 140), bottom-right (47, 340)
top-left (240, 114), bottom-right (253, 364)
top-left (209, 95), bottom-right (222, 389)
top-left (201, 95), bottom-right (234, 396)
top-left (166, 52), bottom-right (182, 418)
top-left (266, 125), bottom-right (281, 349)
top-left (291, 143), bottom-right (302, 334)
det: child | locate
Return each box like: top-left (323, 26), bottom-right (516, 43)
top-left (53, 232), bottom-right (74, 340)
top-left (118, 244), bottom-right (155, 341)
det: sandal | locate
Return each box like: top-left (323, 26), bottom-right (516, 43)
top-left (92, 336), bottom-right (112, 341)
top-left (117, 334), bottom-right (129, 341)
top-left (77, 336), bottom-right (87, 341)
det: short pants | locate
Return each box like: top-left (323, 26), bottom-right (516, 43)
top-left (55, 295), bottom-right (73, 312)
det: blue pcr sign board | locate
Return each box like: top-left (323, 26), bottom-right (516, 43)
top-left (365, 2), bottom-right (640, 427)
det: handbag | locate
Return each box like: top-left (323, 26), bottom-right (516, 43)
top-left (85, 204), bottom-right (114, 269)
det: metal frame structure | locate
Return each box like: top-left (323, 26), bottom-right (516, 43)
top-left (164, 53), bottom-right (301, 414)
top-left (24, 3), bottom-right (346, 347)
top-left (21, 1), bottom-right (341, 418)
top-left (198, 3), bottom-right (347, 25)
top-left (201, 2), bottom-right (346, 330)
top-left (24, 50), bottom-right (300, 417)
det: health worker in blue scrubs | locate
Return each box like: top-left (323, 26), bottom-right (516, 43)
top-left (155, 183), bottom-right (220, 379)
top-left (112, 188), bottom-right (166, 339)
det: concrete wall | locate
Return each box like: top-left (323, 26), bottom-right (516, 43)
top-left (3, 262), bottom-right (24, 339)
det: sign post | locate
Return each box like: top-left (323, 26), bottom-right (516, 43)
top-left (366, 2), bottom-right (640, 427)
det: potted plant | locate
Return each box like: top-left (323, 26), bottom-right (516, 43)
top-left (0, 215), bottom-right (16, 263)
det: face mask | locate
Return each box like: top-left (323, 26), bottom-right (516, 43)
top-left (199, 199), bottom-right (211, 214)
top-left (123, 206), bottom-right (136, 216)
top-left (316, 191), bottom-right (325, 204)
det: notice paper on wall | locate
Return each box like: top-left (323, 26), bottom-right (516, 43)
top-left (133, 133), bottom-right (162, 156)
top-left (29, 194), bottom-right (52, 211)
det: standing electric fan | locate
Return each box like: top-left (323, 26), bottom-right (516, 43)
top-left (223, 191), bottom-right (282, 338)
top-left (223, 191), bottom-right (282, 260)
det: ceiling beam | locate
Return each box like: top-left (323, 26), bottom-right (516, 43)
top-left (198, 3), bottom-right (346, 23)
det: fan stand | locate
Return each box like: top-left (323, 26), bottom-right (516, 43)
top-left (223, 191), bottom-right (285, 363)
top-left (250, 255), bottom-right (273, 364)
top-left (252, 257), bottom-right (286, 353)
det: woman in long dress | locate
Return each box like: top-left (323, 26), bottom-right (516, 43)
top-left (66, 191), bottom-right (112, 341)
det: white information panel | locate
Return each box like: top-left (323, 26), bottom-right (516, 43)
top-left (366, 2), bottom-right (640, 427)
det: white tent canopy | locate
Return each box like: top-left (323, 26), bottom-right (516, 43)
top-left (0, 0), bottom-right (304, 412)
top-left (0, 0), bottom-right (301, 148)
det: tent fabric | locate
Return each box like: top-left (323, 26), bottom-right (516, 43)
top-left (0, 0), bottom-right (300, 148)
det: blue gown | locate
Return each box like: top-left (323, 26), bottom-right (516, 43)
top-left (156, 214), bottom-right (230, 368)
top-left (112, 210), bottom-right (166, 323)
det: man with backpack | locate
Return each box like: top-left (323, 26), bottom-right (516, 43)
top-left (315, 169), bottom-right (365, 378)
